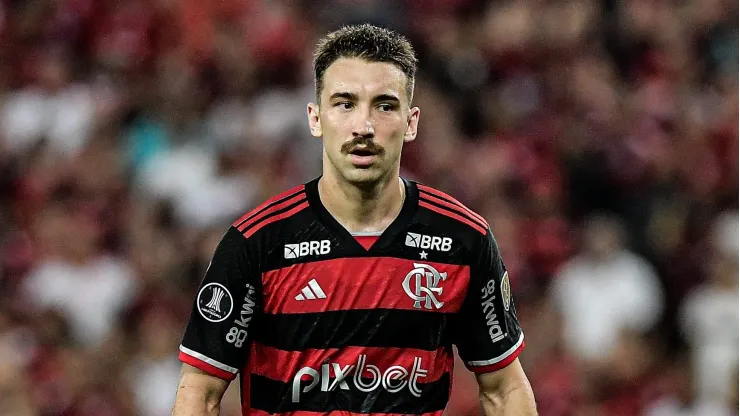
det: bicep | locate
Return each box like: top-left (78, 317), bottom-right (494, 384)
top-left (476, 358), bottom-right (529, 394)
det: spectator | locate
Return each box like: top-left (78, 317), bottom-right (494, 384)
top-left (22, 201), bottom-right (137, 346)
top-left (0, 0), bottom-right (735, 414)
top-left (679, 211), bottom-right (739, 404)
top-left (644, 350), bottom-right (734, 416)
top-left (551, 213), bottom-right (664, 362)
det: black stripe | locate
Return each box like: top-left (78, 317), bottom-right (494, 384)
top-left (236, 189), bottom-right (306, 228)
top-left (240, 197), bottom-right (307, 234)
top-left (418, 189), bottom-right (486, 228)
top-left (418, 192), bottom-right (487, 229)
top-left (250, 372), bottom-right (450, 414)
top-left (255, 309), bottom-right (453, 351)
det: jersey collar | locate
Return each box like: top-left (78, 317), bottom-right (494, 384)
top-left (305, 176), bottom-right (418, 253)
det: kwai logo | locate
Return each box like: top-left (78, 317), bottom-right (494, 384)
top-left (291, 355), bottom-right (428, 403)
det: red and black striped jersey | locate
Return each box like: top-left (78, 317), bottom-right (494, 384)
top-left (179, 177), bottom-right (525, 416)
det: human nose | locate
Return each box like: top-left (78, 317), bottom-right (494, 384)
top-left (352, 110), bottom-right (375, 138)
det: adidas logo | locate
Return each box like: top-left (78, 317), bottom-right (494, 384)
top-left (295, 279), bottom-right (326, 301)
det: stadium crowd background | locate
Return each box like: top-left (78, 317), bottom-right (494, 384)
top-left (0, 0), bottom-right (737, 415)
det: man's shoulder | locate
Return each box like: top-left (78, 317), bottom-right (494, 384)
top-left (230, 183), bottom-right (311, 239)
top-left (411, 181), bottom-right (490, 239)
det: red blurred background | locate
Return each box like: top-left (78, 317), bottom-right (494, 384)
top-left (0, 1), bottom-right (736, 415)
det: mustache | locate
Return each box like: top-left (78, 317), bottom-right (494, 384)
top-left (341, 136), bottom-right (385, 155)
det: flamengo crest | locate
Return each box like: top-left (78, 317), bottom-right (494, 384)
top-left (403, 263), bottom-right (447, 310)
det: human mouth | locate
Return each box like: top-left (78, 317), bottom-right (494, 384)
top-left (348, 147), bottom-right (378, 167)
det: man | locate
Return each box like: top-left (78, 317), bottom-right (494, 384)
top-left (173, 24), bottom-right (537, 416)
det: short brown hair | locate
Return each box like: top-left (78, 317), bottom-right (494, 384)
top-left (313, 24), bottom-right (417, 104)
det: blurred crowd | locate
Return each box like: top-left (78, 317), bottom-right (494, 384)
top-left (0, 0), bottom-right (737, 415)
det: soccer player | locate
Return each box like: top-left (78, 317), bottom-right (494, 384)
top-left (173, 24), bottom-right (537, 416)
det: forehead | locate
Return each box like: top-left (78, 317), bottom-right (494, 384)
top-left (321, 58), bottom-right (408, 101)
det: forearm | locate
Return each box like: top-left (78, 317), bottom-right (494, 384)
top-left (172, 384), bottom-right (222, 416)
top-left (480, 381), bottom-right (538, 416)
top-left (171, 365), bottom-right (228, 416)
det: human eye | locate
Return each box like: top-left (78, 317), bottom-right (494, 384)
top-left (377, 103), bottom-right (396, 112)
top-left (334, 101), bottom-right (354, 110)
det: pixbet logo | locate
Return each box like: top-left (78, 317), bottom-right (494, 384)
top-left (284, 240), bottom-right (331, 259)
top-left (403, 263), bottom-right (447, 310)
top-left (291, 355), bottom-right (428, 403)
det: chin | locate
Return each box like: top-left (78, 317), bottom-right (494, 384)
top-left (342, 168), bottom-right (387, 187)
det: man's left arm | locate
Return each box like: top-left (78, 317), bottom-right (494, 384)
top-left (476, 358), bottom-right (537, 415)
top-left (453, 227), bottom-right (537, 415)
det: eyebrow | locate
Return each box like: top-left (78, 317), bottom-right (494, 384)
top-left (328, 92), bottom-right (401, 104)
top-left (373, 94), bottom-right (400, 104)
top-left (328, 92), bottom-right (358, 101)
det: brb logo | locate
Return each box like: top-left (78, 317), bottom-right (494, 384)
top-left (403, 263), bottom-right (447, 310)
top-left (284, 240), bottom-right (331, 259)
top-left (291, 355), bottom-right (428, 403)
top-left (405, 232), bottom-right (452, 252)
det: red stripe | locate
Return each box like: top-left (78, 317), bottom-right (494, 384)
top-left (262, 257), bottom-right (470, 314)
top-left (466, 340), bottom-right (525, 374)
top-left (250, 343), bottom-right (452, 383)
top-left (233, 185), bottom-right (305, 227)
top-left (243, 201), bottom-right (310, 238)
top-left (417, 184), bottom-right (488, 227)
top-left (238, 193), bottom-right (307, 231)
top-left (249, 410), bottom-right (444, 416)
top-left (419, 201), bottom-right (486, 235)
top-left (419, 192), bottom-right (487, 230)
top-left (178, 351), bottom-right (236, 381)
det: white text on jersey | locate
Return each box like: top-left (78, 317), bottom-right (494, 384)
top-left (226, 283), bottom-right (257, 348)
top-left (291, 355), bottom-right (428, 403)
top-left (284, 240), bottom-right (331, 259)
top-left (405, 232), bottom-right (452, 252)
top-left (480, 277), bottom-right (505, 343)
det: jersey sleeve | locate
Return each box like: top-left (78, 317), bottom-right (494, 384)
top-left (454, 228), bottom-right (525, 374)
top-left (178, 227), bottom-right (260, 381)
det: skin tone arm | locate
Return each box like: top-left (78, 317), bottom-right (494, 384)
top-left (172, 364), bottom-right (230, 416)
top-left (476, 359), bottom-right (538, 416)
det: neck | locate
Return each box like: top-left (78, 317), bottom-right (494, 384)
top-left (318, 170), bottom-right (405, 234)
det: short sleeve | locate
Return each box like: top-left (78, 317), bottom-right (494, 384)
top-left (454, 228), bottom-right (525, 374)
top-left (179, 227), bottom-right (261, 381)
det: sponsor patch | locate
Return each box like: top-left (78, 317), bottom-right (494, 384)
top-left (405, 232), bottom-right (452, 252)
top-left (197, 283), bottom-right (233, 322)
top-left (285, 240), bottom-right (331, 259)
top-left (291, 355), bottom-right (428, 403)
top-left (501, 271), bottom-right (511, 312)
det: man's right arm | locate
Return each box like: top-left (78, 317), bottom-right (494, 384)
top-left (172, 364), bottom-right (229, 416)
top-left (174, 227), bottom-right (261, 415)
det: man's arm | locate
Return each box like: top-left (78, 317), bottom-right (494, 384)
top-left (174, 227), bottom-right (260, 414)
top-left (476, 359), bottom-right (537, 416)
top-left (172, 364), bottom-right (230, 416)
